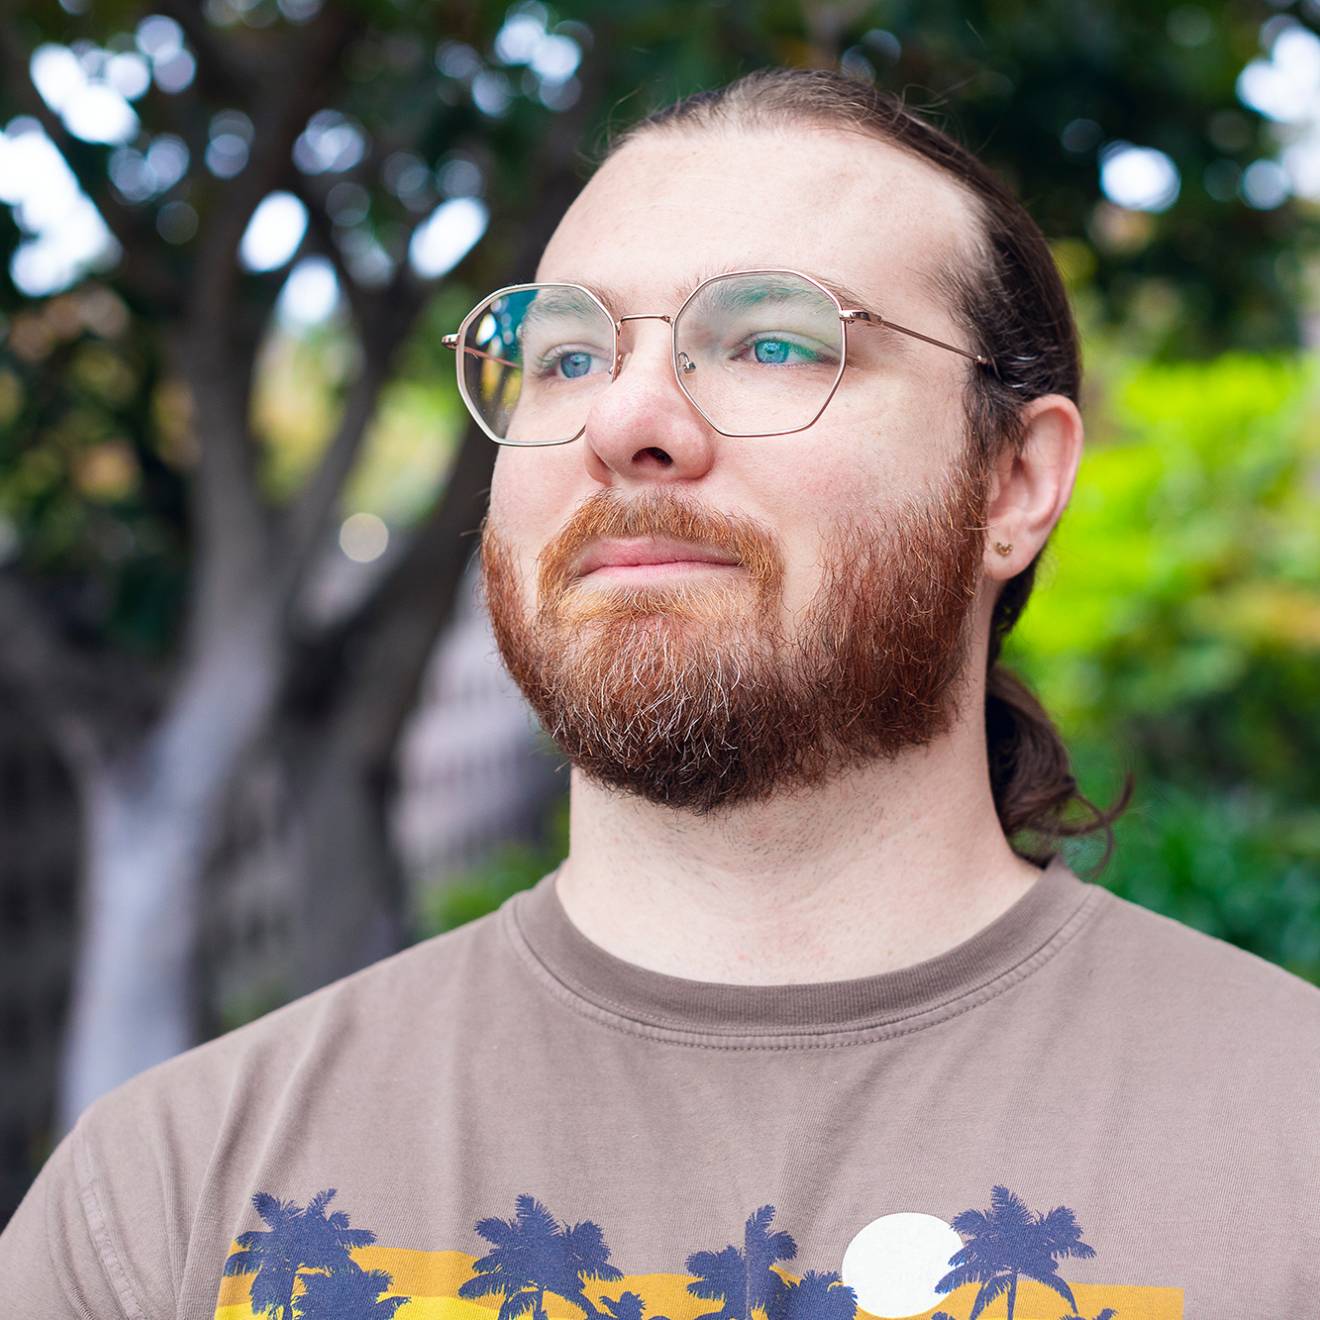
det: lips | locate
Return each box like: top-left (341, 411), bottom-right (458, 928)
top-left (576, 536), bottom-right (741, 577)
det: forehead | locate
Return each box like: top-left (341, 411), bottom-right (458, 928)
top-left (535, 125), bottom-right (980, 318)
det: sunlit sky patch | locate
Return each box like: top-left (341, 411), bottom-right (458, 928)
top-left (240, 192), bottom-right (308, 271)
top-left (0, 119), bottom-right (118, 296)
top-left (409, 196), bottom-right (489, 279)
top-left (1099, 142), bottom-right (1181, 212)
top-left (31, 43), bottom-right (140, 144)
top-left (277, 255), bottom-right (340, 325)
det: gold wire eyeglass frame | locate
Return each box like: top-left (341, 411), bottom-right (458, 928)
top-left (441, 267), bottom-right (997, 447)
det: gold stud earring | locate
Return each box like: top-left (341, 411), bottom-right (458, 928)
top-left (993, 540), bottom-right (1013, 557)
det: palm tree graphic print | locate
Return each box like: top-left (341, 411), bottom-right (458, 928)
top-left (223, 1188), bottom-right (404, 1319)
top-left (934, 1186), bottom-right (1096, 1320)
top-left (218, 1184), bottom-right (1171, 1320)
top-left (458, 1193), bottom-right (636, 1320)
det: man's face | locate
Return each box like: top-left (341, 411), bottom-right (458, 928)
top-left (482, 124), bottom-right (995, 811)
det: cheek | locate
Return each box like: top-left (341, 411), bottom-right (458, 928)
top-left (800, 370), bottom-right (967, 502)
top-left (489, 447), bottom-right (579, 548)
top-left (765, 378), bottom-right (966, 618)
top-left (487, 449), bottom-right (529, 535)
top-left (488, 452), bottom-right (550, 607)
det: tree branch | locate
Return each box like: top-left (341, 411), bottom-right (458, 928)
top-left (292, 420), bottom-right (494, 770)
top-left (274, 194), bottom-right (438, 601)
top-left (189, 6), bottom-right (357, 327)
top-left (291, 173), bottom-right (375, 336)
top-left (274, 350), bottom-right (390, 601)
top-left (173, 10), bottom-right (363, 632)
top-left (287, 28), bottom-right (617, 769)
top-left (155, 0), bottom-right (248, 99)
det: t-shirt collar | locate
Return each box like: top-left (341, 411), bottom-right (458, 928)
top-left (504, 853), bottom-right (1100, 1040)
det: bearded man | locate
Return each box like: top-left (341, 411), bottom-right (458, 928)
top-left (3, 68), bottom-right (1317, 1320)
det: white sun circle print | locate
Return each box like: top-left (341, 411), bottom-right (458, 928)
top-left (840, 1212), bottom-right (965, 1318)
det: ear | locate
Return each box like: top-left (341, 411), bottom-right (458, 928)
top-left (981, 393), bottom-right (1083, 581)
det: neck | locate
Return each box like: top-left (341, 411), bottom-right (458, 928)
top-left (553, 699), bottom-right (1046, 985)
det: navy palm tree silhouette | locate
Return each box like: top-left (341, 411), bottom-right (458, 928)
top-left (458, 1194), bottom-right (624, 1320)
top-left (293, 1260), bottom-right (407, 1319)
top-left (598, 1289), bottom-right (671, 1320)
top-left (1061, 1310), bottom-right (1117, 1320)
top-left (553, 1218), bottom-right (627, 1318)
top-left (686, 1205), bottom-right (798, 1320)
top-left (935, 1185), bottom-right (1096, 1320)
top-left (743, 1206), bottom-right (797, 1318)
top-left (769, 1269), bottom-right (857, 1320)
top-left (223, 1189), bottom-right (379, 1320)
top-left (686, 1243), bottom-right (746, 1320)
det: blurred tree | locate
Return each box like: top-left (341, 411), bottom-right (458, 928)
top-left (0, 0), bottom-right (617, 1124)
top-left (0, 0), bottom-right (1314, 1130)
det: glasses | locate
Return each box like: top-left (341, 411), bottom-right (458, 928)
top-left (442, 268), bottom-right (995, 447)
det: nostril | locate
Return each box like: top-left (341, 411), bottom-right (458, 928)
top-left (637, 446), bottom-right (673, 466)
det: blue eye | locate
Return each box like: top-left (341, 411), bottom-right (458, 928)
top-left (559, 351), bottom-right (594, 379)
top-left (751, 338), bottom-right (818, 365)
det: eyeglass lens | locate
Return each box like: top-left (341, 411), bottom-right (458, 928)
top-left (456, 272), bottom-right (845, 445)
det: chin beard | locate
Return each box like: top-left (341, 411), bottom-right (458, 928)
top-left (482, 465), bottom-right (987, 815)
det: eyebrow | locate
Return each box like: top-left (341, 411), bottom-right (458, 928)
top-left (675, 264), bottom-right (879, 312)
top-left (553, 266), bottom-right (880, 318)
top-left (519, 286), bottom-right (606, 327)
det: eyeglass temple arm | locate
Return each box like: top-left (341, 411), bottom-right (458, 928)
top-left (843, 310), bottom-right (998, 375)
top-left (441, 334), bottom-right (520, 370)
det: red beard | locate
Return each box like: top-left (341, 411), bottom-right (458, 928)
top-left (482, 455), bottom-right (989, 814)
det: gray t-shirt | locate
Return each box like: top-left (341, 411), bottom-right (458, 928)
top-left (3, 854), bottom-right (1318, 1320)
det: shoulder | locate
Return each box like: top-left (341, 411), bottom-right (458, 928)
top-left (88, 901), bottom-right (511, 1129)
top-left (1031, 876), bottom-right (1320, 1181)
top-left (1086, 881), bottom-right (1318, 1003)
top-left (0, 907), bottom-right (515, 1317)
top-left (1075, 879), bottom-right (1320, 1061)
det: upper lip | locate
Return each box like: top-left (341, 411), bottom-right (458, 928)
top-left (577, 536), bottom-right (741, 576)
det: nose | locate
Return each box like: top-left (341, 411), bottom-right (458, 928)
top-left (581, 318), bottom-right (716, 487)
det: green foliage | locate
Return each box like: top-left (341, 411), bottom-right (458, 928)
top-left (1087, 779), bottom-right (1320, 975)
top-left (1011, 351), bottom-right (1319, 779)
top-left (1009, 351), bottom-right (1320, 981)
top-left (415, 796), bottom-right (569, 937)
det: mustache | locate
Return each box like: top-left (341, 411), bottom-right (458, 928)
top-left (535, 489), bottom-right (785, 604)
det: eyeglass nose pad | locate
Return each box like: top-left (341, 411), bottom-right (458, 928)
top-left (677, 351), bottom-right (697, 375)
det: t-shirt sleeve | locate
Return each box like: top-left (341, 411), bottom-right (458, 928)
top-left (0, 1123), bottom-right (150, 1320)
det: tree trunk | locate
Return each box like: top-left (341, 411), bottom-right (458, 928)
top-left (274, 421), bottom-right (497, 993)
top-left (58, 611), bottom-right (284, 1126)
top-left (283, 735), bottom-right (408, 997)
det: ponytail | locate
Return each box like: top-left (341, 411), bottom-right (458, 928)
top-left (985, 561), bottom-right (1133, 873)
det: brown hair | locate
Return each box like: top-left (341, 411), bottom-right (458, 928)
top-left (611, 67), bottom-right (1132, 870)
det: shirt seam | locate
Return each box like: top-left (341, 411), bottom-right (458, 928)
top-left (501, 883), bottom-right (1105, 1049)
top-left (40, 1150), bottom-right (100, 1320)
top-left (72, 1120), bottom-right (150, 1320)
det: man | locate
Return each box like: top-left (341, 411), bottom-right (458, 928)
top-left (3, 67), bottom-right (1316, 1320)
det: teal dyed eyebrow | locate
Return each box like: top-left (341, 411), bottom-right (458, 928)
top-left (691, 276), bottom-right (838, 316)
top-left (676, 267), bottom-right (874, 312)
top-left (517, 287), bottom-right (608, 330)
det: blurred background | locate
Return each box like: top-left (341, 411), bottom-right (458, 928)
top-left (0, 0), bottom-right (1317, 1225)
